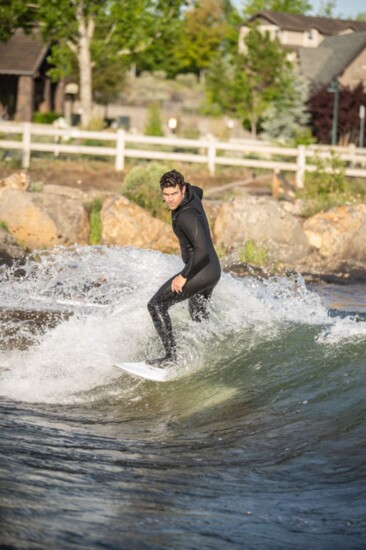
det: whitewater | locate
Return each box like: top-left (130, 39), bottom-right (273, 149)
top-left (0, 245), bottom-right (365, 549)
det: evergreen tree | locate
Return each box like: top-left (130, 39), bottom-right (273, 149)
top-left (261, 67), bottom-right (310, 143)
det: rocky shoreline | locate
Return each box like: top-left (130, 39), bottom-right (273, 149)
top-left (0, 171), bottom-right (365, 284)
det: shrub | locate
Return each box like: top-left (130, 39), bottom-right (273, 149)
top-left (33, 112), bottom-right (60, 124)
top-left (298, 151), bottom-right (353, 217)
top-left (121, 163), bottom-right (171, 222)
top-left (0, 220), bottom-right (8, 231)
top-left (144, 104), bottom-right (164, 137)
top-left (304, 151), bottom-right (347, 197)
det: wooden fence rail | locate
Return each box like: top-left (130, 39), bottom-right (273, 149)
top-left (1, 122), bottom-right (366, 186)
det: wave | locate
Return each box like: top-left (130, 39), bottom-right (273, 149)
top-left (0, 245), bottom-right (364, 406)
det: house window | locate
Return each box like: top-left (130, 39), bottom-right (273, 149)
top-left (307, 29), bottom-right (314, 40)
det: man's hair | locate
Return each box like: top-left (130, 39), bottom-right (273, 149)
top-left (160, 169), bottom-right (185, 190)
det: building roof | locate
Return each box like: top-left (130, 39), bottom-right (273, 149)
top-left (248, 10), bottom-right (366, 35)
top-left (0, 29), bottom-right (49, 76)
top-left (298, 31), bottom-right (366, 87)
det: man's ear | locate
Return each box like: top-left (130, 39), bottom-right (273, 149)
top-left (182, 185), bottom-right (186, 194)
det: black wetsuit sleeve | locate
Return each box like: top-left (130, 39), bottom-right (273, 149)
top-left (179, 208), bottom-right (210, 280)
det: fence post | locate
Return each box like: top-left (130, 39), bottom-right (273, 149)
top-left (115, 129), bottom-right (125, 171)
top-left (296, 145), bottom-right (306, 188)
top-left (22, 122), bottom-right (31, 169)
top-left (207, 135), bottom-right (216, 176)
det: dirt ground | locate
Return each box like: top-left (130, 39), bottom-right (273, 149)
top-left (0, 158), bottom-right (262, 195)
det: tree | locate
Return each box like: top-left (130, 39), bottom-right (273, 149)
top-left (308, 83), bottom-right (366, 144)
top-left (1, 0), bottom-right (186, 127)
top-left (243, 0), bottom-right (312, 16)
top-left (261, 67), bottom-right (310, 143)
top-left (228, 27), bottom-right (290, 137)
top-left (174, 0), bottom-right (233, 78)
top-left (316, 1), bottom-right (337, 17)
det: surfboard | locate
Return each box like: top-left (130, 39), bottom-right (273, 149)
top-left (114, 362), bottom-right (175, 382)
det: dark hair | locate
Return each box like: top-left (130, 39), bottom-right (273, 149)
top-left (160, 169), bottom-right (185, 190)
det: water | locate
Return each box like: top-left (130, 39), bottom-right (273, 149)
top-left (0, 246), bottom-right (365, 549)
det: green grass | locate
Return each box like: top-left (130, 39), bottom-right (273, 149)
top-left (239, 239), bottom-right (269, 266)
top-left (88, 198), bottom-right (103, 244)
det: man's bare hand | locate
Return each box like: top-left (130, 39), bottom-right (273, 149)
top-left (171, 274), bottom-right (187, 293)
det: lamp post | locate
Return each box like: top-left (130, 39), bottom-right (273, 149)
top-left (328, 79), bottom-right (339, 146)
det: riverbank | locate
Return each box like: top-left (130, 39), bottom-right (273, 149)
top-left (0, 160), bottom-right (365, 283)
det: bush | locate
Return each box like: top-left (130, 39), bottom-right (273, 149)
top-left (121, 163), bottom-right (171, 222)
top-left (144, 104), bottom-right (164, 137)
top-left (304, 151), bottom-right (347, 197)
top-left (33, 112), bottom-right (60, 124)
top-left (298, 151), bottom-right (351, 217)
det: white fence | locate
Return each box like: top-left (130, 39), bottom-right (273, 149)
top-left (1, 122), bottom-right (366, 187)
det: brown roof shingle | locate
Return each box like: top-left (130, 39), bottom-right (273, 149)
top-left (0, 29), bottom-right (49, 76)
top-left (248, 10), bottom-right (366, 35)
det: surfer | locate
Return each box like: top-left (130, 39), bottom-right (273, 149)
top-left (147, 169), bottom-right (221, 367)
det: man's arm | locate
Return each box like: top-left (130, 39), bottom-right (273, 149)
top-left (179, 208), bottom-right (210, 280)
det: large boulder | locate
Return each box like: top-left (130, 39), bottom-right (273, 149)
top-left (0, 188), bottom-right (89, 250)
top-left (101, 195), bottom-right (178, 253)
top-left (303, 204), bottom-right (366, 262)
top-left (299, 204), bottom-right (366, 278)
top-left (212, 195), bottom-right (309, 263)
top-left (0, 171), bottom-right (30, 193)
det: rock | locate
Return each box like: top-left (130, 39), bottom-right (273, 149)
top-left (0, 227), bottom-right (25, 265)
top-left (303, 204), bottom-right (366, 260)
top-left (212, 195), bottom-right (309, 263)
top-left (43, 184), bottom-right (87, 201)
top-left (0, 171), bottom-right (30, 193)
top-left (0, 189), bottom-right (89, 250)
top-left (101, 195), bottom-right (178, 253)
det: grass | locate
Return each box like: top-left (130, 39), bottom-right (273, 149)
top-left (239, 239), bottom-right (269, 266)
top-left (87, 198), bottom-right (103, 244)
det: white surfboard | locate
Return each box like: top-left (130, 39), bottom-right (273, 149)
top-left (115, 362), bottom-right (175, 382)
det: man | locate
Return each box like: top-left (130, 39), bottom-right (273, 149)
top-left (147, 169), bottom-right (221, 367)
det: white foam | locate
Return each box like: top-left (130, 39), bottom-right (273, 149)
top-left (0, 245), bottom-right (364, 403)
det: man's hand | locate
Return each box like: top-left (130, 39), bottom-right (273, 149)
top-left (171, 274), bottom-right (187, 293)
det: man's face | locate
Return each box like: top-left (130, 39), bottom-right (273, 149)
top-left (162, 184), bottom-right (186, 211)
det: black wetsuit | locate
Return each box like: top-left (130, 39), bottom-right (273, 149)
top-left (147, 183), bottom-right (221, 363)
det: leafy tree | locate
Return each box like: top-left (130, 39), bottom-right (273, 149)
top-left (355, 12), bottom-right (366, 21)
top-left (261, 66), bottom-right (310, 143)
top-left (316, 1), bottom-right (337, 17)
top-left (0, 0), bottom-right (35, 40)
top-left (1, 0), bottom-right (186, 127)
top-left (228, 26), bottom-right (290, 136)
top-left (308, 83), bottom-right (366, 144)
top-left (243, 0), bottom-right (312, 16)
top-left (174, 0), bottom-right (233, 78)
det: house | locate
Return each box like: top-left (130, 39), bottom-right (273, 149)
top-left (0, 29), bottom-right (64, 121)
top-left (239, 10), bottom-right (366, 52)
top-left (298, 31), bottom-right (366, 90)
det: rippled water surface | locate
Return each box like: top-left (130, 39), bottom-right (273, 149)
top-left (0, 246), bottom-right (365, 549)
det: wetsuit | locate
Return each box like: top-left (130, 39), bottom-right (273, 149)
top-left (147, 183), bottom-right (221, 364)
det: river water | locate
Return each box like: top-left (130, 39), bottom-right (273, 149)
top-left (0, 246), bottom-right (365, 549)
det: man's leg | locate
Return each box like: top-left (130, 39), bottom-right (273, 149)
top-left (147, 277), bottom-right (181, 365)
top-left (188, 288), bottom-right (213, 322)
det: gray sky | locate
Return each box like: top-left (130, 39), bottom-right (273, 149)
top-left (233, 1), bottom-right (365, 19)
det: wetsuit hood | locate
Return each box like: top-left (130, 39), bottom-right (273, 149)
top-left (173, 183), bottom-right (203, 214)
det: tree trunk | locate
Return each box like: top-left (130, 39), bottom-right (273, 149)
top-left (76, 9), bottom-right (94, 128)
